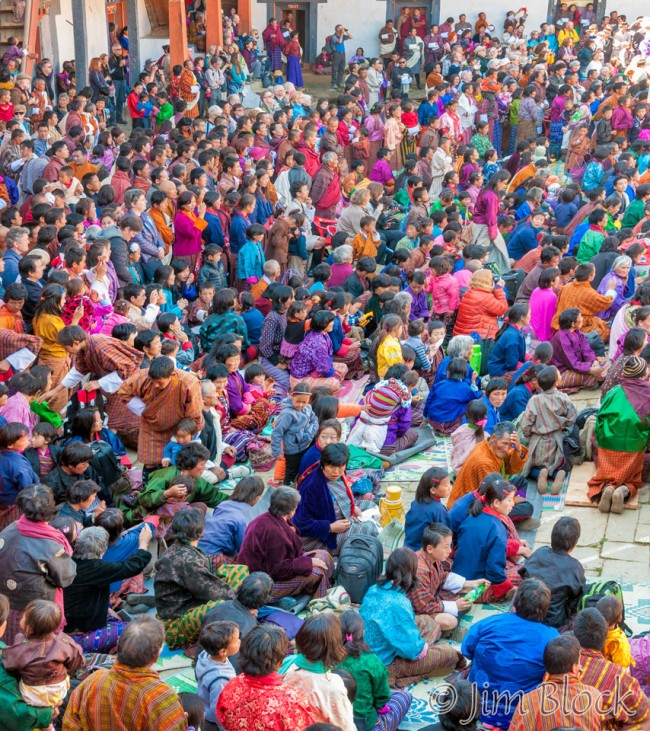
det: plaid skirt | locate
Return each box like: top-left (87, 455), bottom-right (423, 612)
top-left (587, 447), bottom-right (644, 500)
top-left (69, 617), bottom-right (125, 653)
top-left (558, 368), bottom-right (600, 390)
top-left (37, 353), bottom-right (71, 414)
top-left (163, 563), bottom-right (249, 649)
top-left (0, 502), bottom-right (20, 531)
top-left (230, 399), bottom-right (273, 432)
top-left (372, 690), bottom-right (413, 731)
top-left (429, 414), bottom-right (464, 435)
top-left (270, 549), bottom-right (334, 600)
top-left (290, 362), bottom-right (348, 393)
top-left (480, 561), bottom-right (522, 603)
top-left (388, 614), bottom-right (461, 688)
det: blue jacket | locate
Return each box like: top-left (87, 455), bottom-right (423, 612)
top-left (294, 465), bottom-right (339, 550)
top-left (242, 308), bottom-right (264, 345)
top-left (202, 211), bottom-right (225, 246)
top-left (0, 450), bottom-right (39, 506)
top-left (569, 219), bottom-right (590, 254)
top-left (103, 522), bottom-right (149, 592)
top-left (500, 382), bottom-right (534, 421)
top-left (404, 498), bottom-right (451, 551)
top-left (199, 500), bottom-right (256, 557)
top-left (555, 201), bottom-right (578, 228)
top-left (462, 613), bottom-right (558, 728)
top-left (424, 378), bottom-right (482, 425)
top-left (448, 491), bottom-right (476, 535)
top-left (453, 511), bottom-right (509, 584)
top-left (487, 325), bottom-right (526, 376)
top-left (2, 249), bottom-right (21, 288)
top-left (582, 161), bottom-right (604, 191)
top-left (360, 583), bottom-right (425, 665)
top-left (229, 213), bottom-right (251, 254)
top-left (506, 223), bottom-right (541, 260)
top-left (481, 396), bottom-right (501, 433)
top-left (417, 101), bottom-right (438, 126)
top-left (328, 315), bottom-right (346, 354)
top-left (432, 356), bottom-right (474, 387)
top-left (237, 240), bottom-right (265, 281)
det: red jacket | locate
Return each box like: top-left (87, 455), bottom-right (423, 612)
top-left (453, 286), bottom-right (508, 339)
top-left (127, 91), bottom-right (144, 119)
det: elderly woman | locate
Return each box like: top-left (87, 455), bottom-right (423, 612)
top-left (550, 308), bottom-right (607, 390)
top-left (433, 334), bottom-right (475, 386)
top-left (154, 508), bottom-right (242, 648)
top-left (461, 579), bottom-right (558, 729)
top-left (453, 269), bottom-right (508, 339)
top-left (337, 189), bottom-right (380, 237)
top-left (217, 626), bottom-right (315, 730)
top-left (328, 245), bottom-right (354, 288)
top-left (293, 444), bottom-right (378, 554)
top-left (238, 487), bottom-right (334, 605)
top-left (360, 547), bottom-right (463, 688)
top-left (64, 524), bottom-right (152, 652)
top-left (0, 485), bottom-right (76, 644)
top-left (596, 255), bottom-right (632, 321)
top-left (588, 356), bottom-right (650, 513)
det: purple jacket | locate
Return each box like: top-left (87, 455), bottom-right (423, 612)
top-left (406, 286), bottom-right (430, 321)
top-left (550, 329), bottom-right (595, 374)
top-left (596, 271), bottom-right (629, 320)
top-left (290, 331), bottom-right (335, 379)
top-left (473, 188), bottom-right (500, 239)
top-left (226, 371), bottom-right (251, 416)
top-left (385, 405), bottom-right (412, 446)
top-left (369, 159), bottom-right (394, 185)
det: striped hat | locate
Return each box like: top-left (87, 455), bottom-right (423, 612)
top-left (364, 379), bottom-right (409, 419)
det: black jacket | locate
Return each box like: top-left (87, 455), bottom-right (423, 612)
top-left (519, 546), bottom-right (585, 628)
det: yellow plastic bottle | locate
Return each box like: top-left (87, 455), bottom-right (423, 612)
top-left (378, 486), bottom-right (405, 527)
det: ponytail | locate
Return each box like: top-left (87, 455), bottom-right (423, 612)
top-left (495, 303), bottom-right (530, 341)
top-left (469, 479), bottom-right (515, 517)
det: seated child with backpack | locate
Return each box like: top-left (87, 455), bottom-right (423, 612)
top-left (520, 365), bottom-right (578, 495)
top-left (519, 516), bottom-right (585, 629)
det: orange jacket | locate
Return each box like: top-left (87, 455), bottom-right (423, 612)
top-left (453, 286), bottom-right (508, 339)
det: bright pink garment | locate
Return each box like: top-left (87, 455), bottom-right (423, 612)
top-left (529, 286), bottom-right (558, 342)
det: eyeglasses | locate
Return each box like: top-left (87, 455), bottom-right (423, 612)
top-left (15, 112), bottom-right (25, 115)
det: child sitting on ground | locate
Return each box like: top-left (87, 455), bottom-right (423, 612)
top-left (337, 609), bottom-right (411, 731)
top-left (279, 300), bottom-right (308, 365)
top-left (597, 594), bottom-right (635, 669)
top-left (370, 314), bottom-right (404, 380)
top-left (404, 467), bottom-right (452, 550)
top-left (3, 599), bottom-right (84, 713)
top-left (351, 215), bottom-right (382, 261)
top-left (162, 418), bottom-right (201, 467)
top-left (188, 282), bottom-right (216, 331)
top-left (519, 516), bottom-right (585, 630)
top-left (0, 422), bottom-right (39, 507)
top-left (424, 357), bottom-right (482, 434)
top-left (347, 378), bottom-right (410, 455)
top-left (244, 363), bottom-right (276, 401)
top-left (58, 479), bottom-right (106, 528)
top-left (520, 365), bottom-right (577, 496)
top-left (451, 400), bottom-right (488, 474)
top-left (426, 255), bottom-right (460, 331)
top-left (408, 523), bottom-right (488, 630)
top-left (195, 620), bottom-right (240, 729)
top-left (480, 377), bottom-right (508, 433)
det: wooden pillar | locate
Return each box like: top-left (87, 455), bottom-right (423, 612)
top-left (205, 0), bottom-right (223, 49)
top-left (238, 0), bottom-right (252, 35)
top-left (23, 0), bottom-right (40, 76)
top-left (169, 0), bottom-right (189, 68)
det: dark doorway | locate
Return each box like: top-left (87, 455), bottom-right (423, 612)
top-left (276, 3), bottom-right (310, 62)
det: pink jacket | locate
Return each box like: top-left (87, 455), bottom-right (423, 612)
top-left (425, 272), bottom-right (460, 315)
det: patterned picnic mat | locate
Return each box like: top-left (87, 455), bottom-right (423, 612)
top-left (383, 437), bottom-right (453, 482)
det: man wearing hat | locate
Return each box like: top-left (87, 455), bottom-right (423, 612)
top-left (587, 355), bottom-right (650, 513)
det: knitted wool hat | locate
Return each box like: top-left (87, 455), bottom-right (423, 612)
top-left (364, 379), bottom-right (409, 419)
top-left (622, 356), bottom-right (647, 379)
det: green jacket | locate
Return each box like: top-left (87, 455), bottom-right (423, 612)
top-left (621, 198), bottom-right (646, 229)
top-left (338, 652), bottom-right (391, 727)
top-left (595, 385), bottom-right (650, 453)
top-left (124, 466), bottom-right (228, 523)
top-left (576, 228), bottom-right (605, 263)
top-left (0, 643), bottom-right (53, 731)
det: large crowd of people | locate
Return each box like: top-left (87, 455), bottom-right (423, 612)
top-left (0, 4), bottom-right (648, 731)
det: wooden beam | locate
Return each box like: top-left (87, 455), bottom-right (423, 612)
top-left (205, 0), bottom-right (223, 49)
top-left (169, 0), bottom-right (189, 68)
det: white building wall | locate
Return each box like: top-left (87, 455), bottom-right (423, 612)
top-left (85, 0), bottom-right (110, 59)
top-left (251, 1), bottom-right (267, 34)
top-left (47, 0), bottom-right (75, 63)
top-left (316, 0), bottom-right (389, 60)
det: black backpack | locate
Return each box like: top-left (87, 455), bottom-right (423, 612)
top-left (579, 580), bottom-right (633, 637)
top-left (336, 535), bottom-right (384, 604)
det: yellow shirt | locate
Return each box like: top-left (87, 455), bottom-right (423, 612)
top-left (603, 626), bottom-right (634, 669)
top-left (33, 313), bottom-right (67, 359)
top-left (377, 334), bottom-right (403, 378)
